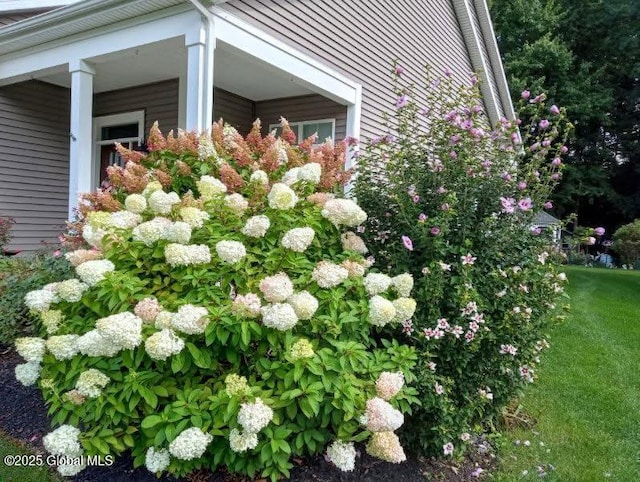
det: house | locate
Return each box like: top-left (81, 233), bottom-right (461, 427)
top-left (0, 0), bottom-right (514, 252)
top-left (532, 211), bottom-right (561, 245)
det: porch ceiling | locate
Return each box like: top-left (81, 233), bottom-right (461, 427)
top-left (36, 37), bottom-right (314, 100)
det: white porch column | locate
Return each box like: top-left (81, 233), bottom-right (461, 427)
top-left (184, 19), bottom-right (215, 132)
top-left (68, 59), bottom-right (95, 220)
top-left (344, 86), bottom-right (362, 196)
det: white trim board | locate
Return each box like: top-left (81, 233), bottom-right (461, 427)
top-left (0, 1), bottom-right (79, 13)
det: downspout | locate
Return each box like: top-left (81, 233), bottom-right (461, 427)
top-left (187, 0), bottom-right (215, 129)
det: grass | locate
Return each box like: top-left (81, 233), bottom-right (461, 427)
top-left (0, 432), bottom-right (61, 482)
top-left (492, 266), bottom-right (640, 481)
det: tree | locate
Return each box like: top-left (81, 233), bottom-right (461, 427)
top-left (489, 0), bottom-right (639, 233)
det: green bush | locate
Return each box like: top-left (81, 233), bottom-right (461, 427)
top-left (0, 253), bottom-right (72, 346)
top-left (612, 219), bottom-right (640, 266)
top-left (14, 120), bottom-right (419, 480)
top-left (354, 66), bottom-right (570, 456)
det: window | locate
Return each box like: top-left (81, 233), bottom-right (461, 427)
top-left (268, 119), bottom-right (335, 144)
top-left (93, 111), bottom-right (145, 186)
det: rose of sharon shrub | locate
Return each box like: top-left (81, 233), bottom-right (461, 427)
top-left (355, 66), bottom-right (570, 456)
top-left (16, 119), bottom-right (419, 480)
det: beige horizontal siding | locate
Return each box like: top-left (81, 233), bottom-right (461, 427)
top-left (94, 79), bottom-right (179, 136)
top-left (213, 88), bottom-right (254, 135)
top-left (221, 0), bottom-right (474, 140)
top-left (255, 94), bottom-right (347, 141)
top-left (0, 80), bottom-right (70, 252)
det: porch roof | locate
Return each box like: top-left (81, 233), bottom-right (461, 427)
top-left (0, 0), bottom-right (224, 56)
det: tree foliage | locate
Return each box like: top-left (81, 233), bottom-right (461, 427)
top-left (490, 0), bottom-right (640, 232)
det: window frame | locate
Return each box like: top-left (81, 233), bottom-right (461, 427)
top-left (92, 110), bottom-right (145, 187)
top-left (268, 118), bottom-right (336, 144)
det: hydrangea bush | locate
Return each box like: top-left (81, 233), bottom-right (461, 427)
top-left (354, 66), bottom-right (571, 456)
top-left (15, 119), bottom-right (419, 480)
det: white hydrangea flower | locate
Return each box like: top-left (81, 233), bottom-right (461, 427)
top-left (145, 447), bottom-right (171, 473)
top-left (223, 124), bottom-right (240, 149)
top-left (261, 303), bottom-right (298, 331)
top-left (197, 175), bottom-right (227, 201)
top-left (95, 312), bottom-right (143, 350)
top-left (250, 170), bottom-right (269, 185)
top-left (41, 310), bottom-right (64, 334)
top-left (267, 183), bottom-right (298, 210)
top-left (170, 305), bottom-right (209, 335)
top-left (165, 244), bottom-right (211, 266)
top-left (229, 428), bottom-right (258, 453)
top-left (224, 193), bottom-right (249, 216)
top-left (341, 231), bottom-right (368, 254)
top-left (287, 291), bottom-right (318, 320)
top-left (82, 224), bottom-right (106, 248)
top-left (281, 167), bottom-right (301, 186)
top-left (275, 138), bottom-right (288, 164)
top-left (312, 261), bottom-right (349, 288)
top-left (369, 296), bottom-right (397, 326)
top-left (165, 221), bottom-right (192, 244)
top-left (242, 215), bottom-right (271, 238)
top-left (45, 335), bottom-right (79, 360)
top-left (281, 227), bottom-right (315, 252)
top-left (391, 274), bottom-right (414, 297)
top-left (75, 259), bottom-right (115, 287)
top-left (124, 194), bottom-right (147, 214)
top-left (290, 338), bottom-right (315, 360)
top-left (225, 373), bottom-right (250, 397)
top-left (215, 240), bottom-right (247, 264)
top-left (375, 372), bottom-right (405, 400)
top-left (43, 425), bottom-right (82, 456)
top-left (75, 369), bottom-right (109, 398)
top-left (366, 431), bottom-right (406, 463)
top-left (15, 362), bottom-right (41, 386)
top-left (142, 180), bottom-right (163, 198)
top-left (65, 249), bottom-right (103, 267)
top-left (15, 337), bottom-right (46, 363)
top-left (232, 294), bottom-right (262, 318)
top-left (148, 191), bottom-right (181, 215)
top-left (169, 427), bottom-right (213, 460)
top-left (132, 217), bottom-right (172, 246)
top-left (198, 133), bottom-right (218, 161)
top-left (237, 398), bottom-right (274, 433)
top-left (298, 163), bottom-right (322, 184)
top-left (179, 207), bottom-right (210, 228)
top-left (259, 272), bottom-right (294, 302)
top-left (154, 311), bottom-right (174, 330)
top-left (341, 260), bottom-right (367, 278)
top-left (326, 440), bottom-right (356, 472)
top-left (24, 289), bottom-right (57, 312)
top-left (56, 279), bottom-right (89, 303)
top-left (363, 397), bottom-right (404, 432)
top-left (76, 329), bottom-right (121, 357)
top-left (107, 211), bottom-right (142, 229)
top-left (57, 461), bottom-right (86, 477)
top-left (145, 329), bottom-right (185, 360)
top-left (321, 199), bottom-right (367, 227)
top-left (363, 273), bottom-right (393, 295)
top-left (392, 298), bottom-right (417, 322)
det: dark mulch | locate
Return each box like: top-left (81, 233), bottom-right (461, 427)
top-left (0, 348), bottom-right (495, 481)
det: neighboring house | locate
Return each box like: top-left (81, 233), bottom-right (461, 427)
top-left (533, 211), bottom-right (561, 245)
top-left (0, 0), bottom-right (514, 252)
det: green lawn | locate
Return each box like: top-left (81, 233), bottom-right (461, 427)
top-left (0, 432), bottom-right (61, 482)
top-left (492, 266), bottom-right (640, 481)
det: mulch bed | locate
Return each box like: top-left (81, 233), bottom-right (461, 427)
top-left (0, 348), bottom-right (495, 481)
